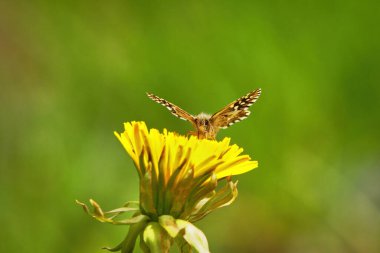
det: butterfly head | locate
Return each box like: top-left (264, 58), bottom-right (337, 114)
top-left (195, 113), bottom-right (213, 132)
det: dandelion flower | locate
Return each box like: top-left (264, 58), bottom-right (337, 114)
top-left (77, 121), bottom-right (258, 253)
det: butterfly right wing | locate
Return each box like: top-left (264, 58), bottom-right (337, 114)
top-left (146, 93), bottom-right (196, 126)
top-left (210, 89), bottom-right (261, 129)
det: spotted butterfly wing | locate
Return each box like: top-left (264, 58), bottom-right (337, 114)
top-left (210, 88), bottom-right (261, 129)
top-left (146, 93), bottom-right (196, 126)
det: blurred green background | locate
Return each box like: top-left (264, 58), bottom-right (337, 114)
top-left (1, 1), bottom-right (380, 252)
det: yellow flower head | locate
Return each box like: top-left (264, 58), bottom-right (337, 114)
top-left (115, 121), bottom-right (258, 220)
top-left (78, 121), bottom-right (258, 253)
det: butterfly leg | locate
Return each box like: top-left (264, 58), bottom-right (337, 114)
top-left (187, 131), bottom-right (197, 137)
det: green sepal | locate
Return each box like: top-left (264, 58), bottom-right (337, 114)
top-left (139, 233), bottom-right (151, 253)
top-left (143, 222), bottom-right (172, 253)
top-left (75, 199), bottom-right (143, 224)
top-left (174, 236), bottom-right (193, 253)
top-left (102, 242), bottom-right (123, 252)
top-left (158, 215), bottom-right (180, 238)
top-left (189, 178), bottom-right (238, 222)
top-left (140, 166), bottom-right (158, 218)
top-left (113, 213), bottom-right (150, 225)
top-left (159, 216), bottom-right (209, 253)
top-left (163, 156), bottom-right (190, 215)
top-left (104, 216), bottom-right (149, 253)
top-left (176, 220), bottom-right (210, 253)
top-left (180, 173), bottom-right (217, 220)
top-left (168, 165), bottom-right (195, 217)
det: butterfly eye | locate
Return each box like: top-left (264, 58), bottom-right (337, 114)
top-left (205, 121), bottom-right (209, 126)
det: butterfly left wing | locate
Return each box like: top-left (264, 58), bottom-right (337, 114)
top-left (146, 92), bottom-right (196, 126)
top-left (210, 88), bottom-right (261, 129)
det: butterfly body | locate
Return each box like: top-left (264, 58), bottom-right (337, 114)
top-left (191, 113), bottom-right (216, 139)
top-left (147, 89), bottom-right (261, 140)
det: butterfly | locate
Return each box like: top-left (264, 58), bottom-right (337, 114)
top-left (146, 89), bottom-right (261, 140)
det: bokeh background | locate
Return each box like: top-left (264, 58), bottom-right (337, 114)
top-left (1, 1), bottom-right (380, 252)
